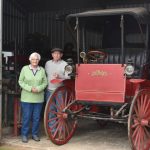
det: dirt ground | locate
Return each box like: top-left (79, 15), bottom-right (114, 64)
top-left (1, 119), bottom-right (131, 150)
top-left (0, 145), bottom-right (30, 150)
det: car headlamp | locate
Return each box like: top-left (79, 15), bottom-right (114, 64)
top-left (80, 51), bottom-right (86, 58)
top-left (65, 65), bottom-right (73, 74)
top-left (125, 65), bottom-right (134, 75)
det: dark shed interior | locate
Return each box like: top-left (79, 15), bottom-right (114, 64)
top-left (3, 0), bottom-right (150, 61)
top-left (2, 0), bottom-right (150, 135)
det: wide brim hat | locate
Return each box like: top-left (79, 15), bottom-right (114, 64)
top-left (51, 48), bottom-right (63, 53)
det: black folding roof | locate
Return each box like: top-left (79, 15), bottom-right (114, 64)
top-left (66, 7), bottom-right (150, 24)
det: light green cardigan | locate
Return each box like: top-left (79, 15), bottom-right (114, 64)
top-left (18, 65), bottom-right (48, 103)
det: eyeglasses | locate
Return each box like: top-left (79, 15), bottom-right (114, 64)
top-left (31, 59), bottom-right (39, 61)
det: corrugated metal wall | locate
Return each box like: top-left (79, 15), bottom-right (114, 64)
top-left (27, 3), bottom-right (150, 51)
top-left (27, 7), bottom-right (101, 50)
top-left (3, 1), bottom-right (150, 53)
top-left (106, 2), bottom-right (149, 9)
top-left (3, 0), bottom-right (26, 54)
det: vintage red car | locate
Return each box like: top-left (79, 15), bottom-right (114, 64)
top-left (44, 7), bottom-right (150, 150)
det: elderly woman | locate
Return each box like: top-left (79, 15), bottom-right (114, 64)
top-left (18, 52), bottom-right (47, 143)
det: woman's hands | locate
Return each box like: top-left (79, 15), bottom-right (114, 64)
top-left (31, 87), bottom-right (39, 93)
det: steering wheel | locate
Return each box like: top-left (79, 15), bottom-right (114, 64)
top-left (87, 50), bottom-right (107, 63)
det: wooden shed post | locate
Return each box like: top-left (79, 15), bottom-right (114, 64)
top-left (0, 0), bottom-right (3, 140)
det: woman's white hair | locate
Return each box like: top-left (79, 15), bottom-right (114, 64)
top-left (29, 52), bottom-right (41, 61)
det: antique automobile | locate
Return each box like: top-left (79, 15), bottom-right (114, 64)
top-left (44, 7), bottom-right (150, 150)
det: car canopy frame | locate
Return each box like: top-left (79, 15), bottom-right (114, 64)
top-left (66, 7), bottom-right (150, 64)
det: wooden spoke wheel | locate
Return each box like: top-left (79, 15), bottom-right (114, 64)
top-left (128, 89), bottom-right (150, 150)
top-left (44, 86), bottom-right (77, 145)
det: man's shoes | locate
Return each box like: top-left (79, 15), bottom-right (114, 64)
top-left (22, 136), bottom-right (28, 143)
top-left (32, 135), bottom-right (40, 142)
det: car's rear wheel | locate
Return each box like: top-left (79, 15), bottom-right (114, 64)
top-left (128, 89), bottom-right (150, 150)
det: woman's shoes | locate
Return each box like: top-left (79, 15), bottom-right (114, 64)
top-left (32, 135), bottom-right (40, 141)
top-left (22, 136), bottom-right (28, 143)
top-left (22, 135), bottom-right (40, 142)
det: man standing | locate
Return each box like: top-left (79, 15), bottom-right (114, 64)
top-left (45, 48), bottom-right (70, 101)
